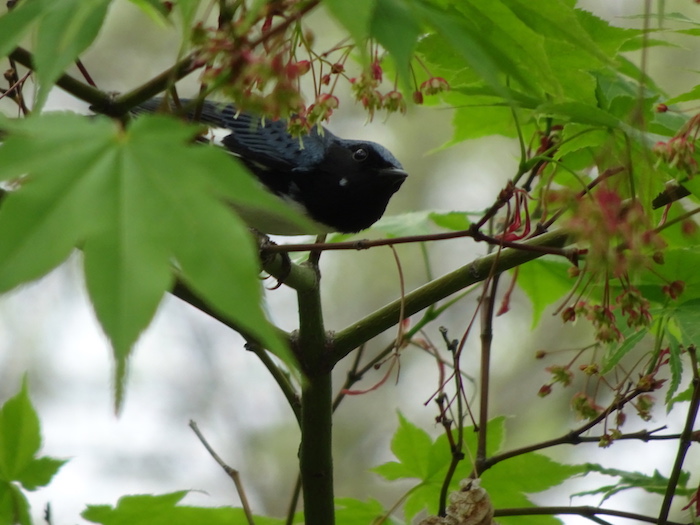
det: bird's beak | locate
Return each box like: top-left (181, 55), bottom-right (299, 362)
top-left (378, 167), bottom-right (408, 191)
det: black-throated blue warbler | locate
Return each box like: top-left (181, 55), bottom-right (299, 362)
top-left (134, 98), bottom-right (408, 234)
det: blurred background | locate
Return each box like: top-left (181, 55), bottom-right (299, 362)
top-left (1, 0), bottom-right (699, 523)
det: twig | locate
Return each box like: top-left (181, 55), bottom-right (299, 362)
top-left (261, 225), bottom-right (575, 258)
top-left (10, 47), bottom-right (112, 109)
top-left (540, 166), bottom-right (625, 230)
top-left (658, 345), bottom-right (700, 524)
top-left (189, 420), bottom-right (255, 525)
top-left (475, 273), bottom-right (500, 474)
top-left (43, 503), bottom-right (52, 525)
top-left (331, 285), bottom-right (479, 412)
top-left (586, 516), bottom-right (614, 525)
top-left (170, 280), bottom-right (302, 421)
top-left (484, 387), bottom-right (653, 470)
top-left (75, 58), bottom-right (97, 87)
top-left (437, 327), bottom-right (468, 516)
top-left (285, 474), bottom-right (302, 525)
top-left (331, 343), bottom-right (366, 412)
top-left (494, 505), bottom-right (688, 525)
top-left (246, 343), bottom-right (301, 423)
top-left (576, 427), bottom-right (679, 443)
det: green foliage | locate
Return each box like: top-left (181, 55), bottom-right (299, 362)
top-left (0, 380), bottom-right (66, 525)
top-left (517, 258), bottom-right (574, 327)
top-left (33, 0), bottom-right (111, 109)
top-left (324, 0), bottom-right (375, 43)
top-left (0, 0), bottom-right (43, 60)
top-left (0, 113), bottom-right (304, 408)
top-left (82, 492), bottom-right (287, 525)
top-left (334, 498), bottom-right (402, 525)
top-left (1, 0), bottom-right (700, 524)
top-left (373, 414), bottom-right (583, 523)
top-left (574, 464), bottom-right (693, 504)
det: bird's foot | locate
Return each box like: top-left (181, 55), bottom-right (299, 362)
top-left (255, 231), bottom-right (292, 289)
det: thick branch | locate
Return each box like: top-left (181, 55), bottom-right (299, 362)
top-left (329, 229), bottom-right (571, 365)
top-left (296, 263), bottom-right (335, 525)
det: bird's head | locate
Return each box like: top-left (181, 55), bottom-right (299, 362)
top-left (292, 138), bottom-right (408, 233)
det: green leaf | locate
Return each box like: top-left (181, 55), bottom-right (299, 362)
top-left (373, 211), bottom-right (435, 237)
top-left (0, 114), bottom-right (116, 292)
top-left (0, 380), bottom-right (65, 525)
top-left (374, 413), bottom-right (583, 522)
top-left (33, 0), bottom-right (111, 110)
top-left (414, 1), bottom-right (533, 98)
top-left (537, 102), bottom-right (621, 128)
top-left (373, 413), bottom-right (436, 481)
top-left (600, 329), bottom-right (648, 374)
top-left (671, 298), bottom-right (700, 346)
top-left (0, 378), bottom-right (41, 481)
top-left (374, 415), bottom-right (506, 521)
top-left (557, 124), bottom-right (612, 160)
top-left (83, 492), bottom-right (287, 525)
top-left (0, 0), bottom-right (44, 59)
top-left (638, 248), bottom-right (700, 303)
top-left (324, 0), bottom-right (376, 43)
top-left (0, 482), bottom-right (31, 525)
top-left (502, 0), bottom-right (611, 64)
top-left (574, 7), bottom-right (641, 57)
top-left (457, 1), bottom-right (559, 97)
top-left (575, 464), bottom-right (693, 503)
top-left (517, 258), bottom-right (574, 327)
top-left (665, 84), bottom-right (700, 105)
top-left (669, 383), bottom-right (694, 406)
top-left (175, 0), bottom-right (202, 31)
top-left (450, 104), bottom-right (521, 142)
top-left (0, 113), bottom-right (298, 408)
top-left (479, 453), bottom-right (584, 525)
top-left (16, 456), bottom-right (66, 491)
top-left (370, 0), bottom-right (420, 84)
top-left (335, 498), bottom-right (401, 525)
top-left (665, 333), bottom-right (683, 408)
top-left (429, 211), bottom-right (471, 231)
top-left (127, 0), bottom-right (172, 23)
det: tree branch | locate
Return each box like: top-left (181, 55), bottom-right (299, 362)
top-left (329, 229), bottom-right (571, 366)
top-left (10, 46), bottom-right (111, 108)
top-left (658, 346), bottom-right (700, 524)
top-left (483, 387), bottom-right (658, 470)
top-left (494, 505), bottom-right (688, 525)
top-left (296, 259), bottom-right (335, 525)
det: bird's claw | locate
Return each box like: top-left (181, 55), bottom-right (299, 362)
top-left (256, 231), bottom-right (292, 289)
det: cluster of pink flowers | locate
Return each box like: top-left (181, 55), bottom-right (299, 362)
top-left (653, 112), bottom-right (700, 176)
top-left (567, 188), bottom-right (665, 278)
top-left (191, 12), bottom-right (451, 134)
top-left (349, 60), bottom-right (449, 121)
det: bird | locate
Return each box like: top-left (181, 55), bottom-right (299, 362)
top-left (133, 98), bottom-right (408, 234)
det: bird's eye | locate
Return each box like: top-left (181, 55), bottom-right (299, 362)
top-left (352, 147), bottom-right (368, 161)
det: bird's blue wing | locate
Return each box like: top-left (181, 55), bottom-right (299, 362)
top-left (214, 104), bottom-right (328, 171)
top-left (132, 98), bottom-right (330, 170)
